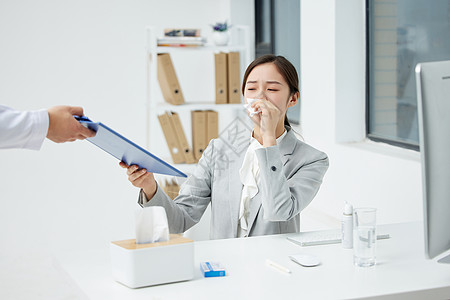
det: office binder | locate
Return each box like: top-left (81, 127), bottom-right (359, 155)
top-left (163, 179), bottom-right (180, 200)
top-left (74, 116), bottom-right (186, 177)
top-left (158, 112), bottom-right (185, 164)
top-left (168, 111), bottom-right (196, 164)
top-left (191, 110), bottom-right (207, 161)
top-left (214, 52), bottom-right (228, 104)
top-left (157, 53), bottom-right (185, 105)
top-left (227, 52), bottom-right (241, 104)
top-left (205, 110), bottom-right (218, 143)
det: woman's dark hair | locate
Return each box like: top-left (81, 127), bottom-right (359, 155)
top-left (241, 54), bottom-right (299, 128)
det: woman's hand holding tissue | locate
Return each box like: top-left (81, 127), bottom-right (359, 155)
top-left (250, 99), bottom-right (281, 147)
top-left (119, 162), bottom-right (157, 200)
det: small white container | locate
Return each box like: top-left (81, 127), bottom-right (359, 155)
top-left (110, 234), bottom-right (194, 288)
top-left (342, 202), bottom-right (353, 249)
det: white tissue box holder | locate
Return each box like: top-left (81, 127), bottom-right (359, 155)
top-left (110, 234), bottom-right (194, 288)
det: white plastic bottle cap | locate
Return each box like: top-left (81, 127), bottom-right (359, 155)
top-left (344, 202), bottom-right (353, 215)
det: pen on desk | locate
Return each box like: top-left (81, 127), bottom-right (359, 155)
top-left (266, 259), bottom-right (291, 274)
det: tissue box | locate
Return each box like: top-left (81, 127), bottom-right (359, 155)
top-left (110, 234), bottom-right (194, 288)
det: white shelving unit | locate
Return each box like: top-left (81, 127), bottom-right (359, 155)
top-left (145, 25), bottom-right (252, 177)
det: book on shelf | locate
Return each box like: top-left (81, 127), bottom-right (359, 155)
top-left (192, 110), bottom-right (219, 162)
top-left (158, 110), bottom-right (219, 164)
top-left (158, 28), bottom-right (206, 47)
top-left (169, 111), bottom-right (196, 164)
top-left (214, 52), bottom-right (228, 104)
top-left (192, 110), bottom-right (207, 162)
top-left (158, 111), bottom-right (195, 164)
top-left (227, 52), bottom-right (241, 104)
top-left (205, 110), bottom-right (219, 142)
top-left (164, 28), bottom-right (201, 37)
top-left (158, 112), bottom-right (184, 164)
top-left (214, 51), bottom-right (242, 104)
top-left (162, 179), bottom-right (180, 200)
top-left (157, 53), bottom-right (185, 105)
top-left (157, 36), bottom-right (207, 47)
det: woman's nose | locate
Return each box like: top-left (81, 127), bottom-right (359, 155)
top-left (255, 91), bottom-right (267, 100)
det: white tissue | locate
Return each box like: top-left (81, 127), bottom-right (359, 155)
top-left (135, 206), bottom-right (169, 244)
top-left (244, 98), bottom-right (262, 116)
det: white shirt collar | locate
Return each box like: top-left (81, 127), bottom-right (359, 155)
top-left (237, 128), bottom-right (288, 237)
top-left (249, 128), bottom-right (288, 147)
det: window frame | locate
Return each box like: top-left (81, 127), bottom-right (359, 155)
top-left (255, 0), bottom-right (275, 57)
top-left (365, 0), bottom-right (420, 151)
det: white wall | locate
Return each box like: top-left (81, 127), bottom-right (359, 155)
top-left (0, 0), bottom-right (257, 297)
top-left (0, 2), bottom-right (252, 297)
top-left (298, 0), bottom-right (423, 231)
top-left (0, 0), bottom-right (426, 297)
top-left (0, 0), bottom-right (425, 248)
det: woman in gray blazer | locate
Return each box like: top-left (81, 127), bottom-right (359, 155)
top-left (121, 55), bottom-right (329, 239)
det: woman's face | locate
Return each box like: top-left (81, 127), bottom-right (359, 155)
top-left (244, 62), bottom-right (296, 115)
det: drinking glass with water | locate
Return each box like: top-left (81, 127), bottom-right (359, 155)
top-left (353, 208), bottom-right (377, 267)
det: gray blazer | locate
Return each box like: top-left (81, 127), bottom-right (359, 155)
top-left (139, 127), bottom-right (329, 240)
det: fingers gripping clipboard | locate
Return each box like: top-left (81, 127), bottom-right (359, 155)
top-left (75, 116), bottom-right (187, 177)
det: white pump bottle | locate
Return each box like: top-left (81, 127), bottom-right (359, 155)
top-left (342, 202), bottom-right (353, 249)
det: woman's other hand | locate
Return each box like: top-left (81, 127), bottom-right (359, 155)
top-left (119, 162), bottom-right (157, 199)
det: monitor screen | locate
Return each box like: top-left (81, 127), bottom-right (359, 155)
top-left (415, 60), bottom-right (450, 263)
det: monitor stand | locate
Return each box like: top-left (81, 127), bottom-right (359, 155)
top-left (437, 254), bottom-right (450, 264)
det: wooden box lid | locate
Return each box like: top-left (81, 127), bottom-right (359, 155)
top-left (111, 234), bottom-right (193, 250)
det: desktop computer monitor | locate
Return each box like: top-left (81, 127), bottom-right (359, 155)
top-left (415, 60), bottom-right (450, 263)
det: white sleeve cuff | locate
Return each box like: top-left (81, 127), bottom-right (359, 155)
top-left (24, 109), bottom-right (49, 150)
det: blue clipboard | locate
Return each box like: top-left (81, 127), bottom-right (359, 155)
top-left (75, 116), bottom-right (187, 177)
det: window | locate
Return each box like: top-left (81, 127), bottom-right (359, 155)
top-left (367, 0), bottom-right (450, 150)
top-left (255, 0), bottom-right (274, 57)
top-left (255, 0), bottom-right (301, 124)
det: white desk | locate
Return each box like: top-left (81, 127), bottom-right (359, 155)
top-left (55, 222), bottom-right (450, 300)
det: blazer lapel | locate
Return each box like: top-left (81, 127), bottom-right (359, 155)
top-left (226, 144), bottom-right (247, 237)
top-left (278, 128), bottom-right (297, 166)
top-left (246, 128), bottom-right (297, 234)
top-left (245, 190), bottom-right (262, 235)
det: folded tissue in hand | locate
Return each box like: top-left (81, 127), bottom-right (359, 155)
top-left (243, 98), bottom-right (262, 117)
